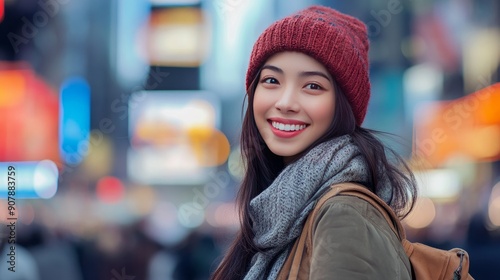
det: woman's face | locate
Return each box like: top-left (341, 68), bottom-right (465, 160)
top-left (253, 51), bottom-right (336, 162)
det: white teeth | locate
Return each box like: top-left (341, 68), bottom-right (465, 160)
top-left (272, 121), bottom-right (306, 131)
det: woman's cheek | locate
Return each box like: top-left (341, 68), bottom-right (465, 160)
top-left (253, 91), bottom-right (272, 116)
top-left (308, 98), bottom-right (335, 120)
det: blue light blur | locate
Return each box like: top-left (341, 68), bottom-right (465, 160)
top-left (0, 161), bottom-right (59, 199)
top-left (59, 77), bottom-right (91, 165)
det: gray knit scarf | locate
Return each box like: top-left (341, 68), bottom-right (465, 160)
top-left (243, 135), bottom-right (392, 279)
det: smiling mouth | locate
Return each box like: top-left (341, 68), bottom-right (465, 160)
top-left (270, 121), bottom-right (308, 132)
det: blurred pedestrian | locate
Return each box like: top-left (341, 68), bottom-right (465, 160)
top-left (0, 235), bottom-right (40, 280)
top-left (172, 230), bottom-right (221, 280)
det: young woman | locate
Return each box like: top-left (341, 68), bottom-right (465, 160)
top-left (211, 5), bottom-right (418, 279)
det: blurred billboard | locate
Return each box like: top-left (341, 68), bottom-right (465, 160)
top-left (127, 90), bottom-right (229, 185)
top-left (413, 83), bottom-right (500, 168)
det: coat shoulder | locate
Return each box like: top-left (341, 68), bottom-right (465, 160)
top-left (308, 194), bottom-right (412, 279)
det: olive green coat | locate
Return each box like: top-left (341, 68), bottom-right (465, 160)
top-left (280, 195), bottom-right (412, 279)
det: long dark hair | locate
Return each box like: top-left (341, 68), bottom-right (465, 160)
top-left (210, 69), bottom-right (418, 279)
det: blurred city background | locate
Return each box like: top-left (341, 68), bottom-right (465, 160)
top-left (0, 0), bottom-right (499, 279)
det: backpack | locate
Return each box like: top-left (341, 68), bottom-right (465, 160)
top-left (279, 183), bottom-right (474, 280)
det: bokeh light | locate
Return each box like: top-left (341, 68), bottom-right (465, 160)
top-left (488, 181), bottom-right (500, 227)
top-left (33, 160), bottom-right (59, 199)
top-left (96, 176), bottom-right (125, 204)
top-left (405, 197), bottom-right (436, 229)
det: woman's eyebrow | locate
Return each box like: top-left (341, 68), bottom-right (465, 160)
top-left (299, 71), bottom-right (332, 82)
top-left (261, 65), bottom-right (331, 82)
top-left (261, 65), bottom-right (283, 74)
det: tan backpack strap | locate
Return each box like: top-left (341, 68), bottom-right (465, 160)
top-left (277, 206), bottom-right (315, 280)
top-left (277, 234), bottom-right (298, 280)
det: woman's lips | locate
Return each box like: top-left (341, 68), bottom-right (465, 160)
top-left (268, 119), bottom-right (308, 138)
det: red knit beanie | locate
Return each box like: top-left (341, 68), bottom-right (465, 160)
top-left (246, 5), bottom-right (370, 125)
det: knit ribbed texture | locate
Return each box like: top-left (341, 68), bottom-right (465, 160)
top-left (243, 135), bottom-right (393, 279)
top-left (246, 5), bottom-right (371, 125)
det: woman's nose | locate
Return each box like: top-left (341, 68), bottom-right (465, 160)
top-left (275, 87), bottom-right (299, 113)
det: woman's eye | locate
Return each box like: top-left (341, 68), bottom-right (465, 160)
top-left (305, 83), bottom-right (322, 90)
top-left (262, 77), bottom-right (279, 84)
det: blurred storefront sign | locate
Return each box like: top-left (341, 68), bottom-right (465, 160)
top-left (413, 83), bottom-right (500, 168)
top-left (0, 62), bottom-right (59, 164)
top-left (144, 7), bottom-right (210, 67)
top-left (127, 90), bottom-right (229, 185)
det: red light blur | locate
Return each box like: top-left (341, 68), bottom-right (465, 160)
top-left (96, 176), bottom-right (124, 203)
top-left (0, 0), bottom-right (4, 23)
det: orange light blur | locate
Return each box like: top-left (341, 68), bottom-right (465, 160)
top-left (186, 127), bottom-right (230, 167)
top-left (0, 70), bottom-right (27, 107)
top-left (0, 63), bottom-right (60, 163)
top-left (474, 83), bottom-right (500, 124)
top-left (413, 83), bottom-right (500, 167)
